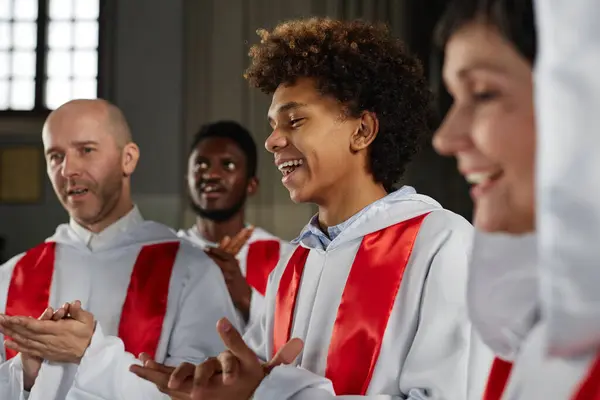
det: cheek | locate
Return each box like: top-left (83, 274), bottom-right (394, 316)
top-left (187, 176), bottom-right (196, 191)
top-left (301, 127), bottom-right (350, 167)
top-left (48, 169), bottom-right (62, 186)
top-left (472, 108), bottom-right (529, 165)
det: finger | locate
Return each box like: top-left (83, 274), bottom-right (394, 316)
top-left (4, 339), bottom-right (44, 359)
top-left (228, 226), bottom-right (254, 254)
top-left (38, 307), bottom-right (54, 320)
top-left (4, 331), bottom-right (48, 351)
top-left (192, 358), bottom-right (222, 395)
top-left (224, 227), bottom-right (252, 254)
top-left (0, 315), bottom-right (55, 335)
top-left (264, 337), bottom-right (304, 372)
top-left (205, 247), bottom-right (231, 261)
top-left (52, 306), bottom-right (69, 321)
top-left (217, 350), bottom-right (240, 385)
top-left (168, 361), bottom-right (196, 389)
top-left (139, 352), bottom-right (152, 364)
top-left (68, 301), bottom-right (94, 324)
top-left (216, 318), bottom-right (257, 365)
top-left (0, 321), bottom-right (53, 344)
top-left (219, 236), bottom-right (231, 249)
top-left (139, 354), bottom-right (175, 375)
top-left (129, 364), bottom-right (171, 387)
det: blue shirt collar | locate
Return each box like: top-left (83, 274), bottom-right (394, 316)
top-left (292, 186), bottom-right (415, 250)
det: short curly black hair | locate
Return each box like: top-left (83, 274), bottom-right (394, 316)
top-left (435, 0), bottom-right (536, 64)
top-left (244, 17), bottom-right (435, 192)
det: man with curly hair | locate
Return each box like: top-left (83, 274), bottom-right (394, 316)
top-left (132, 17), bottom-right (492, 400)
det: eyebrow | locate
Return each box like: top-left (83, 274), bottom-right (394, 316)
top-left (45, 140), bottom-right (99, 155)
top-left (268, 101), bottom-right (308, 122)
top-left (456, 62), bottom-right (509, 79)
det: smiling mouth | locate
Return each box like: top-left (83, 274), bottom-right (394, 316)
top-left (67, 188), bottom-right (89, 196)
top-left (465, 170), bottom-right (503, 186)
top-left (198, 183), bottom-right (226, 195)
top-left (278, 159), bottom-right (304, 176)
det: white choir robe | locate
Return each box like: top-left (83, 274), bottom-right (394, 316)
top-left (502, 322), bottom-right (598, 400)
top-left (498, 0), bottom-right (600, 398)
top-left (467, 231), bottom-right (539, 362)
top-left (178, 226), bottom-right (293, 331)
top-left (0, 207), bottom-right (239, 400)
top-left (243, 187), bottom-right (494, 400)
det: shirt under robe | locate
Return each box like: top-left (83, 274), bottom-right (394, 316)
top-left (0, 206), bottom-right (239, 400)
top-left (244, 187), bottom-right (494, 400)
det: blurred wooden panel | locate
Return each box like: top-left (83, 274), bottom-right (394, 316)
top-left (0, 146), bottom-right (43, 203)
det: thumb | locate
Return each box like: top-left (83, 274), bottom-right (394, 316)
top-left (264, 338), bottom-right (303, 372)
top-left (216, 318), bottom-right (257, 365)
top-left (68, 300), bottom-right (94, 324)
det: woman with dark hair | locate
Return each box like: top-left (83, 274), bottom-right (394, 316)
top-left (434, 0), bottom-right (600, 399)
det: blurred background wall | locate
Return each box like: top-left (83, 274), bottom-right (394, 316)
top-left (0, 0), bottom-right (471, 259)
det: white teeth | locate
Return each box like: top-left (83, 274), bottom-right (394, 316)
top-left (278, 159), bottom-right (304, 171)
top-left (69, 188), bottom-right (88, 195)
top-left (465, 172), bottom-right (496, 184)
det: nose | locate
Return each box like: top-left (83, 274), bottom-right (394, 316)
top-left (60, 153), bottom-right (83, 179)
top-left (432, 106), bottom-right (473, 157)
top-left (265, 128), bottom-right (288, 153)
top-left (199, 164), bottom-right (222, 181)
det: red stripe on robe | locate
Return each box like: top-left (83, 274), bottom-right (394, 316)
top-left (573, 352), bottom-right (600, 400)
top-left (273, 213), bottom-right (429, 395)
top-left (245, 240), bottom-right (281, 296)
top-left (487, 350), bottom-right (600, 400)
top-left (4, 242), bottom-right (56, 360)
top-left (3, 241), bottom-right (180, 360)
top-left (118, 241), bottom-right (180, 359)
top-left (483, 357), bottom-right (514, 400)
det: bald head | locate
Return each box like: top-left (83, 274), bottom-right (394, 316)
top-left (43, 99), bottom-right (141, 232)
top-left (44, 99), bottom-right (132, 148)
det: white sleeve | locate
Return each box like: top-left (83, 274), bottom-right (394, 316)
top-left (247, 289), bottom-right (266, 332)
top-left (0, 255), bottom-right (29, 400)
top-left (244, 283), bottom-right (272, 364)
top-left (533, 0), bottom-right (600, 355)
top-left (64, 253), bottom-right (239, 400)
top-left (0, 356), bottom-right (28, 400)
top-left (253, 365), bottom-right (400, 400)
top-left (399, 225), bottom-right (493, 400)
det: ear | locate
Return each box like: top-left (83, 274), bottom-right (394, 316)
top-left (247, 176), bottom-right (259, 197)
top-left (350, 111), bottom-right (379, 152)
top-left (122, 142), bottom-right (140, 177)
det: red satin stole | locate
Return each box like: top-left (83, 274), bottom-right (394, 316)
top-left (572, 352), bottom-right (600, 400)
top-left (484, 348), bottom-right (600, 400)
top-left (4, 241), bottom-right (180, 360)
top-left (483, 357), bottom-right (514, 400)
top-left (246, 239), bottom-right (281, 296)
top-left (273, 213), bottom-right (429, 395)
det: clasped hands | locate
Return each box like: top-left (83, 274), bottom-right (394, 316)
top-left (130, 318), bottom-right (303, 400)
top-left (0, 300), bottom-right (95, 390)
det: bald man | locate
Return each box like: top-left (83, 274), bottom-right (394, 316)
top-left (0, 99), bottom-right (239, 399)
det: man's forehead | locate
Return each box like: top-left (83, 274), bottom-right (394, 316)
top-left (191, 138), bottom-right (246, 159)
top-left (269, 83), bottom-right (319, 112)
top-left (42, 122), bottom-right (111, 148)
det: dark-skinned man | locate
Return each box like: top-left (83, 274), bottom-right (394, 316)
top-left (178, 121), bottom-right (293, 331)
